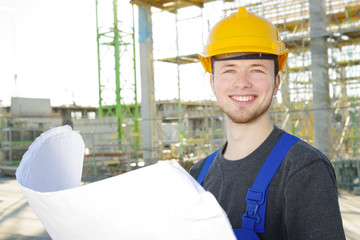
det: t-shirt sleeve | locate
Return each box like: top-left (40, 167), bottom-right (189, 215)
top-left (283, 159), bottom-right (345, 239)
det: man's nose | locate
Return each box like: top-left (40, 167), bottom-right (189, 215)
top-left (233, 72), bottom-right (252, 89)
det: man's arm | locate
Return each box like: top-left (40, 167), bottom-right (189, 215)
top-left (283, 160), bottom-right (345, 239)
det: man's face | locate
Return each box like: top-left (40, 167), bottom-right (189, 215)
top-left (210, 56), bottom-right (280, 124)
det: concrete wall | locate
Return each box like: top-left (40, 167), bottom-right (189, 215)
top-left (72, 117), bottom-right (119, 153)
top-left (11, 97), bottom-right (52, 117)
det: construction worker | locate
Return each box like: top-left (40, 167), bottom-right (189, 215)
top-left (190, 7), bottom-right (345, 239)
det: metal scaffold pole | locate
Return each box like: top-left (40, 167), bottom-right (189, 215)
top-left (175, 7), bottom-right (183, 160)
top-left (95, 0), bottom-right (140, 149)
top-left (132, 4), bottom-right (140, 149)
top-left (113, 0), bottom-right (123, 140)
top-left (95, 0), bottom-right (103, 118)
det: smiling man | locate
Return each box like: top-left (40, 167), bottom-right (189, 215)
top-left (189, 7), bottom-right (345, 240)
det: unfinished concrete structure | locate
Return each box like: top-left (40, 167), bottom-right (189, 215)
top-left (129, 0), bottom-right (360, 189)
top-left (131, 0), bottom-right (360, 160)
top-left (1, 0), bottom-right (359, 188)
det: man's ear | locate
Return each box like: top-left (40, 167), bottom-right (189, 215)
top-left (210, 74), bottom-right (215, 94)
top-left (273, 74), bottom-right (281, 95)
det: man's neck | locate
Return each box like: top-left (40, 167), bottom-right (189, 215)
top-left (223, 116), bottom-right (274, 160)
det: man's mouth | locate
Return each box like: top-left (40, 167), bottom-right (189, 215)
top-left (230, 96), bottom-right (254, 102)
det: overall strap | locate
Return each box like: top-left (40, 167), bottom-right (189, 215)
top-left (196, 149), bottom-right (220, 185)
top-left (252, 133), bottom-right (299, 191)
top-left (195, 133), bottom-right (300, 240)
top-left (238, 133), bottom-right (299, 239)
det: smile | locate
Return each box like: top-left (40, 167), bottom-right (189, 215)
top-left (230, 96), bottom-right (254, 102)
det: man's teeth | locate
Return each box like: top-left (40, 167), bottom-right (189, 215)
top-left (231, 96), bottom-right (253, 102)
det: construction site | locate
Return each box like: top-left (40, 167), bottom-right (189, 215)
top-left (1, 0), bottom-right (360, 238)
top-left (1, 0), bottom-right (359, 188)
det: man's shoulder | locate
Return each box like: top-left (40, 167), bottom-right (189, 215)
top-left (189, 157), bottom-right (206, 180)
top-left (291, 138), bottom-right (329, 161)
top-left (284, 136), bottom-right (334, 175)
top-left (275, 127), bottom-right (328, 162)
top-left (189, 145), bottom-right (225, 179)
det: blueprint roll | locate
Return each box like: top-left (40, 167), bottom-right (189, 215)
top-left (16, 125), bottom-right (235, 240)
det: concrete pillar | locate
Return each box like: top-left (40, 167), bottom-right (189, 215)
top-left (138, 6), bottom-right (156, 165)
top-left (309, 0), bottom-right (332, 158)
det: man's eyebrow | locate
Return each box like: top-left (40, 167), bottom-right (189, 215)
top-left (218, 62), bottom-right (269, 69)
top-left (221, 63), bottom-right (236, 68)
top-left (250, 63), bottom-right (267, 68)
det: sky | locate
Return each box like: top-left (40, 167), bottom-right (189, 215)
top-left (0, 0), bottom-right (216, 108)
top-left (0, 0), bottom-right (99, 107)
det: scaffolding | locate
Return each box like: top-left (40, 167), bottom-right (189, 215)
top-left (0, 117), bottom-right (63, 175)
top-left (69, 0), bottom-right (143, 180)
top-left (131, 0), bottom-right (360, 155)
top-left (128, 0), bottom-right (360, 188)
top-left (95, 0), bottom-right (140, 144)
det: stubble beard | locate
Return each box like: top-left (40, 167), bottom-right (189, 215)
top-left (219, 98), bottom-right (273, 124)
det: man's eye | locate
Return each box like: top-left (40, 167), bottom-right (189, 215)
top-left (253, 69), bottom-right (264, 73)
top-left (224, 69), bottom-right (235, 73)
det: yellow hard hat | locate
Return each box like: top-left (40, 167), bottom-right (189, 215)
top-left (199, 7), bottom-right (288, 73)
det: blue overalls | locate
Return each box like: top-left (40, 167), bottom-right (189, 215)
top-left (196, 133), bottom-right (299, 240)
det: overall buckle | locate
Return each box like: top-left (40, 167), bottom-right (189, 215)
top-left (244, 188), bottom-right (266, 222)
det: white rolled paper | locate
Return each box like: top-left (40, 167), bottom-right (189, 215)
top-left (16, 125), bottom-right (235, 240)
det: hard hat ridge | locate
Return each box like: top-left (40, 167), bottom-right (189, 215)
top-left (237, 7), bottom-right (248, 18)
